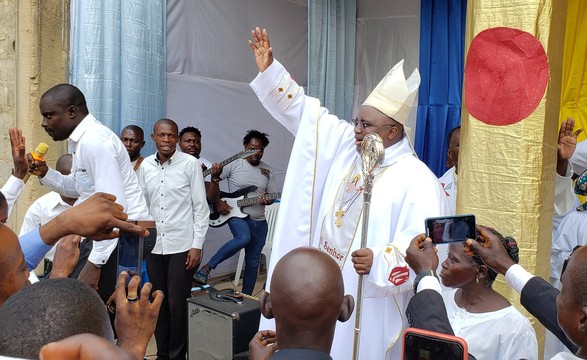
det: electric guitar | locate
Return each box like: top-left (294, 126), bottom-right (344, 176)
top-left (201, 150), bottom-right (258, 178)
top-left (209, 186), bottom-right (281, 227)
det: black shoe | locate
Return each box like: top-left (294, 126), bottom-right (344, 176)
top-left (194, 267), bottom-right (210, 284)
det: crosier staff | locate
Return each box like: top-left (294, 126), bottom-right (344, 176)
top-left (352, 133), bottom-right (385, 360)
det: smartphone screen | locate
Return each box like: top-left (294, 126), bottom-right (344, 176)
top-left (403, 328), bottom-right (468, 360)
top-left (425, 215), bottom-right (476, 244)
top-left (118, 221), bottom-right (156, 284)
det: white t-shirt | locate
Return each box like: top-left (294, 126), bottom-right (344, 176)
top-left (441, 288), bottom-right (538, 360)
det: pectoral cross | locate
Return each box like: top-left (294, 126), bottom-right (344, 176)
top-left (335, 208), bottom-right (344, 227)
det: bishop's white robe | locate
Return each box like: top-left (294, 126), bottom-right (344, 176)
top-left (250, 60), bottom-right (449, 359)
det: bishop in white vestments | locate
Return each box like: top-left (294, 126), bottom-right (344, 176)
top-left (248, 28), bottom-right (449, 359)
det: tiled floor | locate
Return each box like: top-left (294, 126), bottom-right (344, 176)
top-left (144, 271), bottom-right (267, 359)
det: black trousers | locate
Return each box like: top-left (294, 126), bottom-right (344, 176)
top-left (147, 251), bottom-right (196, 360)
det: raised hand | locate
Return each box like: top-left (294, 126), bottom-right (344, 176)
top-left (248, 27), bottom-right (273, 73)
top-left (8, 128), bottom-right (28, 179)
top-left (464, 225), bottom-right (515, 276)
top-left (558, 117), bottom-right (583, 161)
top-left (114, 272), bottom-right (163, 360)
top-left (405, 234), bottom-right (439, 274)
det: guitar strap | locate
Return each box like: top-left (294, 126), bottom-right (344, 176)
top-left (133, 157), bottom-right (144, 172)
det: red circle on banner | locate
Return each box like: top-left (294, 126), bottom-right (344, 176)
top-left (465, 27), bottom-right (549, 126)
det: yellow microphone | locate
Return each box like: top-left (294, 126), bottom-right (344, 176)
top-left (23, 142), bottom-right (49, 183)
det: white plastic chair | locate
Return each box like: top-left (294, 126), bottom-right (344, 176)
top-left (232, 203), bottom-right (279, 287)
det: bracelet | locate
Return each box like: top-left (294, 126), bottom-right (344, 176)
top-left (211, 178), bottom-right (221, 183)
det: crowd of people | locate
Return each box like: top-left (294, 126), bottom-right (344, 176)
top-left (0, 26), bottom-right (586, 360)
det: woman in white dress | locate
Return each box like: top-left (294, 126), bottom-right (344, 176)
top-left (439, 226), bottom-right (538, 360)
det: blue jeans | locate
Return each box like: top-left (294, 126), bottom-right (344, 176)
top-left (208, 217), bottom-right (268, 295)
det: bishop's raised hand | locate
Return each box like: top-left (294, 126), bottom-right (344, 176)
top-left (249, 27), bottom-right (273, 73)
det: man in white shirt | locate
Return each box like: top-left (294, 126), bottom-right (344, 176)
top-left (19, 154), bottom-right (76, 275)
top-left (137, 118), bottom-right (209, 360)
top-left (27, 84), bottom-right (150, 303)
top-left (120, 125), bottom-right (146, 172)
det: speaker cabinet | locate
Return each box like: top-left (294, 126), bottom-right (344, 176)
top-left (188, 294), bottom-right (260, 360)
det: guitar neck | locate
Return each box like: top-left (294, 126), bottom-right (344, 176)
top-left (237, 192), bottom-right (281, 207)
top-left (202, 154), bottom-right (240, 178)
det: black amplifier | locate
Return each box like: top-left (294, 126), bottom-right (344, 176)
top-left (187, 293), bottom-right (261, 360)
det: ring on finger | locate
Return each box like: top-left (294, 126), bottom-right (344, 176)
top-left (127, 296), bottom-right (139, 302)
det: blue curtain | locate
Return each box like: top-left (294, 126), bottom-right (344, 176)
top-left (307, 0), bottom-right (356, 121)
top-left (70, 1), bottom-right (166, 156)
top-left (415, 0), bottom-right (467, 177)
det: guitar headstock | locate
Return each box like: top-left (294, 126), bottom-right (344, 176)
top-left (237, 149), bottom-right (260, 159)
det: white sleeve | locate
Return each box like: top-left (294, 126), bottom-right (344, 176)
top-left (504, 264), bottom-right (534, 294)
top-left (86, 140), bottom-right (128, 266)
top-left (416, 275), bottom-right (442, 294)
top-left (1, 175), bottom-right (24, 217)
top-left (40, 167), bottom-right (80, 198)
top-left (250, 60), bottom-right (308, 136)
top-left (551, 213), bottom-right (582, 280)
top-left (554, 164), bottom-right (575, 216)
top-left (190, 159), bottom-right (210, 249)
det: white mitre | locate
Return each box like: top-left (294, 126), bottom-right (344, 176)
top-left (362, 59), bottom-right (420, 126)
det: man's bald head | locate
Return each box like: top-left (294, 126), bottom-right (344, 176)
top-left (0, 278), bottom-right (113, 359)
top-left (56, 154), bottom-right (73, 175)
top-left (0, 224), bottom-right (30, 306)
top-left (260, 247), bottom-right (353, 352)
top-left (41, 84), bottom-right (88, 115)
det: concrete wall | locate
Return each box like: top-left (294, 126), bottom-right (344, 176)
top-left (0, 0), bottom-right (70, 230)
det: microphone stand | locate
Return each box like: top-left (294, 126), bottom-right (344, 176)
top-left (352, 133), bottom-right (384, 360)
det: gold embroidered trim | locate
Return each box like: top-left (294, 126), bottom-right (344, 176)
top-left (386, 294), bottom-right (404, 354)
top-left (308, 108), bottom-right (322, 246)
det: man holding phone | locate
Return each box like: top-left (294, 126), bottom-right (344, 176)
top-left (137, 118), bottom-right (209, 360)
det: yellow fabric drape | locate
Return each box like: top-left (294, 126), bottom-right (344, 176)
top-left (460, 1), bottom-right (568, 357)
top-left (560, 0), bottom-right (587, 141)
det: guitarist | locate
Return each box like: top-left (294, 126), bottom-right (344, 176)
top-left (179, 126), bottom-right (223, 203)
top-left (194, 129), bottom-right (277, 295)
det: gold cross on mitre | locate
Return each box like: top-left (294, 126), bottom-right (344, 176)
top-left (335, 208), bottom-right (344, 227)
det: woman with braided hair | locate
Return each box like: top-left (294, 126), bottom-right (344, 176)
top-left (438, 225), bottom-right (538, 359)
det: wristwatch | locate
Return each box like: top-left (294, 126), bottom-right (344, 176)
top-left (413, 270), bottom-right (437, 294)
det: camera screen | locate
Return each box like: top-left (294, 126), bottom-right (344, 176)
top-left (403, 332), bottom-right (466, 360)
top-left (426, 215), bottom-right (476, 244)
top-left (117, 228), bottom-right (156, 283)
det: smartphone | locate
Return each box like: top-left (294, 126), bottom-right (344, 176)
top-left (118, 220), bottom-right (157, 285)
top-left (425, 215), bottom-right (476, 244)
top-left (402, 327), bottom-right (468, 360)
